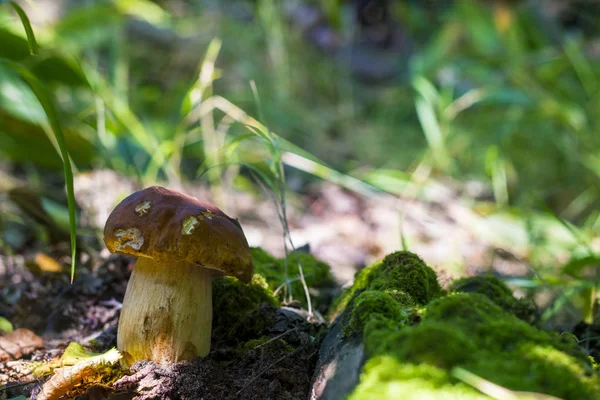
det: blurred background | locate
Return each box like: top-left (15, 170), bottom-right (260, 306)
top-left (1, 0), bottom-right (600, 329)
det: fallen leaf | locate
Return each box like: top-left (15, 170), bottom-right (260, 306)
top-left (25, 253), bottom-right (64, 275)
top-left (36, 345), bottom-right (122, 400)
top-left (0, 328), bottom-right (44, 361)
top-left (0, 316), bottom-right (14, 333)
top-left (34, 253), bottom-right (64, 272)
top-left (34, 342), bottom-right (110, 376)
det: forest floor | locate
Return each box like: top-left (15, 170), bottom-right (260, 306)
top-left (0, 169), bottom-right (594, 399)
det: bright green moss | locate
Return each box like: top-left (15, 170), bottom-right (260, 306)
top-left (468, 342), bottom-right (598, 398)
top-left (591, 356), bottom-right (600, 371)
top-left (329, 260), bottom-right (382, 318)
top-left (330, 251), bottom-right (442, 319)
top-left (370, 252), bottom-right (443, 305)
top-left (365, 322), bottom-right (476, 369)
top-left (381, 289), bottom-right (415, 306)
top-left (344, 290), bottom-right (409, 337)
top-left (251, 247), bottom-right (335, 311)
top-left (351, 293), bottom-right (600, 400)
top-left (350, 356), bottom-right (484, 400)
top-left (212, 274), bottom-right (279, 343)
top-left (362, 314), bottom-right (405, 355)
top-left (251, 246), bottom-right (278, 266)
top-left (450, 275), bottom-right (536, 323)
top-left (331, 251), bottom-right (600, 398)
top-left (424, 292), bottom-right (507, 325)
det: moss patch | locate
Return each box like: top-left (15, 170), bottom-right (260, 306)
top-left (344, 290), bottom-right (410, 337)
top-left (450, 275), bottom-right (536, 323)
top-left (251, 247), bottom-right (336, 311)
top-left (353, 292), bottom-right (600, 399)
top-left (212, 274), bottom-right (279, 344)
top-left (330, 251), bottom-right (441, 319)
top-left (350, 356), bottom-right (482, 400)
top-left (371, 252), bottom-right (443, 305)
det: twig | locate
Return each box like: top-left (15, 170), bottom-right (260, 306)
top-left (0, 380), bottom-right (38, 392)
top-left (251, 328), bottom-right (298, 350)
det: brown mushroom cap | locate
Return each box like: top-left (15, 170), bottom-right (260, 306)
top-left (103, 186), bottom-right (253, 283)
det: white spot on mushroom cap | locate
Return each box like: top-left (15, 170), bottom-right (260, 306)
top-left (201, 209), bottom-right (215, 220)
top-left (115, 228), bottom-right (144, 251)
top-left (182, 216), bottom-right (199, 235)
top-left (135, 201), bottom-right (152, 216)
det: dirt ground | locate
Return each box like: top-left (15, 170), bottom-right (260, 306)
top-left (0, 251), bottom-right (324, 399)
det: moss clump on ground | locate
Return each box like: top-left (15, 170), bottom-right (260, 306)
top-left (251, 247), bottom-right (336, 311)
top-left (450, 275), bottom-right (536, 323)
top-left (349, 356), bottom-right (483, 400)
top-left (352, 292), bottom-right (600, 399)
top-left (371, 252), bottom-right (443, 305)
top-left (330, 251), bottom-right (441, 319)
top-left (212, 274), bottom-right (279, 343)
top-left (344, 290), bottom-right (410, 337)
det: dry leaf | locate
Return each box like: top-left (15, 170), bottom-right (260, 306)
top-left (36, 346), bottom-right (122, 400)
top-left (0, 328), bottom-right (44, 361)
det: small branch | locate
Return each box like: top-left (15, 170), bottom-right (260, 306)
top-left (251, 328), bottom-right (298, 351)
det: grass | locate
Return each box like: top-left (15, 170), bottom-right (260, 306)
top-left (1, 1), bottom-right (77, 281)
top-left (0, 1), bottom-right (599, 321)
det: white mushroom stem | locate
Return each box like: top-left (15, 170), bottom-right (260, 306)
top-left (117, 257), bottom-right (213, 364)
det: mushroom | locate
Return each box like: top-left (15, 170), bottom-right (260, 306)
top-left (103, 186), bottom-right (253, 364)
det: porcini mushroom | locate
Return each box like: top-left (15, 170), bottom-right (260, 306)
top-left (103, 186), bottom-right (253, 364)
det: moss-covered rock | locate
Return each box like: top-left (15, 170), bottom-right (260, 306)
top-left (325, 250), bottom-right (600, 399)
top-left (450, 275), bottom-right (536, 323)
top-left (330, 251), bottom-right (442, 319)
top-left (251, 247), bottom-right (336, 311)
top-left (352, 292), bottom-right (600, 399)
top-left (212, 274), bottom-right (279, 344)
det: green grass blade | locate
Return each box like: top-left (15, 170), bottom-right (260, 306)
top-left (0, 59), bottom-right (77, 282)
top-left (9, 1), bottom-right (39, 55)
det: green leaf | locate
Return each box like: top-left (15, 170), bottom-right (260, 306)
top-left (0, 59), bottom-right (77, 282)
top-left (0, 316), bottom-right (14, 333)
top-left (9, 1), bottom-right (38, 55)
top-left (59, 342), bottom-right (106, 365)
top-left (34, 342), bottom-right (121, 376)
top-left (562, 255), bottom-right (600, 279)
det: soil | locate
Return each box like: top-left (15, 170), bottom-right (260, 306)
top-left (0, 254), bottom-right (324, 400)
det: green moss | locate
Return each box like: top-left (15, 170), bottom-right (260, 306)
top-left (371, 251), bottom-right (443, 305)
top-left (381, 289), bottom-right (415, 306)
top-left (329, 260), bottom-right (382, 318)
top-left (344, 291), bottom-right (410, 337)
top-left (424, 292), bottom-right (507, 325)
top-left (212, 274), bottom-right (279, 343)
top-left (450, 275), bottom-right (536, 323)
top-left (362, 314), bottom-right (405, 355)
top-left (366, 322), bottom-right (476, 369)
top-left (349, 356), bottom-right (484, 400)
top-left (251, 247), bottom-right (335, 311)
top-left (331, 251), bottom-right (442, 319)
top-left (351, 293), bottom-right (600, 399)
top-left (251, 246), bottom-right (278, 266)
